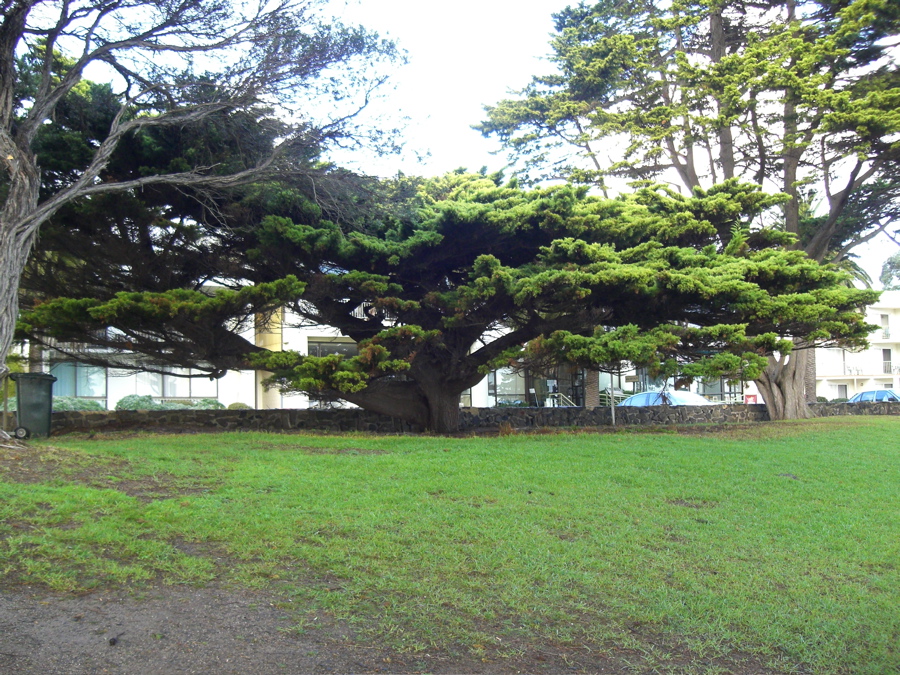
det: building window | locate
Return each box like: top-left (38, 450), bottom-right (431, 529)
top-left (307, 338), bottom-right (357, 358)
top-left (837, 384), bottom-right (848, 399)
top-left (488, 368), bottom-right (528, 406)
top-left (140, 368), bottom-right (218, 400)
top-left (50, 362), bottom-right (107, 404)
top-left (306, 339), bottom-right (358, 408)
top-left (699, 377), bottom-right (744, 403)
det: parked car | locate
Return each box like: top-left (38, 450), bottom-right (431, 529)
top-left (846, 389), bottom-right (900, 403)
top-left (617, 391), bottom-right (717, 407)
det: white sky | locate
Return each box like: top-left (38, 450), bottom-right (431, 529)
top-left (333, 0), bottom-right (896, 285)
top-left (335, 0), bottom-right (572, 177)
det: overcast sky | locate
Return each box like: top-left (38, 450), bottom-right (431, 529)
top-left (335, 0), bottom-right (572, 177)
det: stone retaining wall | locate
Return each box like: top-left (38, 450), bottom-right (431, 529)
top-left (49, 408), bottom-right (423, 434)
top-left (47, 400), bottom-right (900, 435)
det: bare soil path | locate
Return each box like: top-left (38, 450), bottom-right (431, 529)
top-left (0, 581), bottom-right (787, 674)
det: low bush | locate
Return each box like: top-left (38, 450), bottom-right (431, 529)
top-left (115, 395), bottom-right (226, 411)
top-left (114, 395), bottom-right (158, 411)
top-left (52, 397), bottom-right (106, 411)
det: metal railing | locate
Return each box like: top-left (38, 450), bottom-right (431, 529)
top-left (598, 391), bottom-right (631, 407)
top-left (547, 392), bottom-right (578, 407)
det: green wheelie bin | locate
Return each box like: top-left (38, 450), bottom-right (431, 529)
top-left (9, 372), bottom-right (57, 438)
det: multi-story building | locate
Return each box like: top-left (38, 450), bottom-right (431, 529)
top-left (815, 290), bottom-right (900, 400)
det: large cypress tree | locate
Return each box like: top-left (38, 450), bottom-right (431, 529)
top-left (22, 173), bottom-right (877, 432)
top-left (479, 0), bottom-right (900, 418)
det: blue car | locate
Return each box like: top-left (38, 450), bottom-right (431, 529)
top-left (847, 389), bottom-right (900, 403)
top-left (618, 391), bottom-right (717, 407)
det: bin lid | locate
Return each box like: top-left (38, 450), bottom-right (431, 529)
top-left (9, 372), bottom-right (58, 382)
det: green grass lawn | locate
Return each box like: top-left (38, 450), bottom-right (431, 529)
top-left (1, 417), bottom-right (898, 673)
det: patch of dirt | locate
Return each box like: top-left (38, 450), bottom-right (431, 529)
top-left (0, 444), bottom-right (215, 503)
top-left (0, 582), bottom-right (794, 675)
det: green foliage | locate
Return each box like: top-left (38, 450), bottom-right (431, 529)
top-left (196, 398), bottom-right (226, 410)
top-left (114, 396), bottom-right (159, 411)
top-left (2, 0), bottom-right (404, 375)
top-left (52, 397), bottom-right (106, 412)
top-left (114, 395), bottom-right (224, 411)
top-left (479, 0), bottom-right (900, 260)
top-left (22, 173), bottom-right (879, 430)
top-left (227, 402), bottom-right (252, 410)
top-left (478, 0), bottom-right (896, 415)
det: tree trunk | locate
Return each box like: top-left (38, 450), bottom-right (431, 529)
top-left (754, 347), bottom-right (813, 420)
top-left (0, 219), bottom-right (40, 377)
top-left (710, 7), bottom-right (736, 181)
top-left (339, 376), bottom-right (468, 433)
top-left (0, 126), bottom-right (42, 376)
top-left (805, 347), bottom-right (818, 403)
top-left (425, 388), bottom-right (462, 434)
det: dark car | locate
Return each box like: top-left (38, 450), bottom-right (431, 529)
top-left (847, 389), bottom-right (900, 403)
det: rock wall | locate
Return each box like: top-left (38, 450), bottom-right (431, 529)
top-left (50, 408), bottom-right (423, 434)
top-left (47, 401), bottom-right (899, 436)
top-left (459, 403), bottom-right (772, 429)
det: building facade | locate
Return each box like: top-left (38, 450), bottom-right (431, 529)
top-left (815, 290), bottom-right (900, 400)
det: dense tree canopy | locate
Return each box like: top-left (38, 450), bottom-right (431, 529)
top-left (0, 0), bottom-right (401, 387)
top-left (21, 173), bottom-right (877, 431)
top-left (8, 0), bottom-right (889, 431)
top-left (479, 0), bottom-right (900, 415)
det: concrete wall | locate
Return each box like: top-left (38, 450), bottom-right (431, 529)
top-left (48, 401), bottom-right (900, 435)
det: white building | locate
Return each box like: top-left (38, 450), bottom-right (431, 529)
top-left (815, 290), bottom-right (900, 400)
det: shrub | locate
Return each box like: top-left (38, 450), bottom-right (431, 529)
top-left (198, 398), bottom-right (226, 410)
top-left (115, 395), bottom-right (158, 411)
top-left (52, 397), bottom-right (105, 411)
top-left (115, 395), bottom-right (227, 411)
top-left (227, 402), bottom-right (252, 410)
